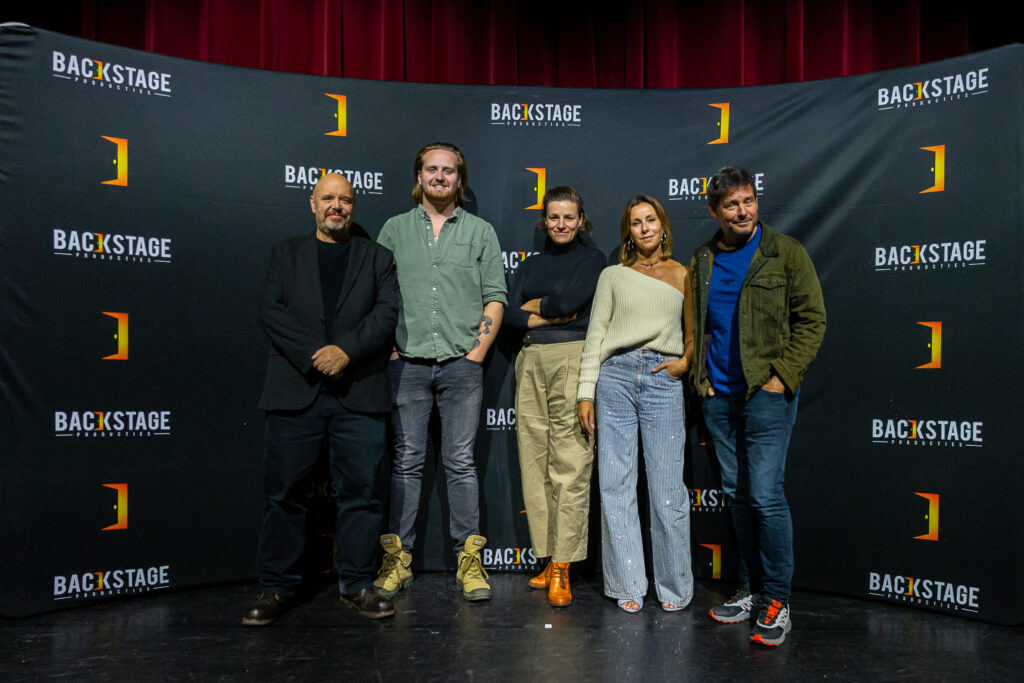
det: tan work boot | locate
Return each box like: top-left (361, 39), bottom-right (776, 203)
top-left (548, 562), bottom-right (572, 607)
top-left (528, 561), bottom-right (553, 589)
top-left (455, 535), bottom-right (491, 601)
top-left (373, 534), bottom-right (413, 598)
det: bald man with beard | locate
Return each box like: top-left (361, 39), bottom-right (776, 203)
top-left (244, 173), bottom-right (400, 625)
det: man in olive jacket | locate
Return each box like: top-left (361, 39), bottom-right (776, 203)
top-left (690, 167), bottom-right (825, 647)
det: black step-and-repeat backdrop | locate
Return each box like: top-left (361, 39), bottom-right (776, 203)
top-left (1, 26), bottom-right (1020, 624)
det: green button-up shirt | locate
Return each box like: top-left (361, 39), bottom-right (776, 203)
top-left (378, 206), bottom-right (507, 361)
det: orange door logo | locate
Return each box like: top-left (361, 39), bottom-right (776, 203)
top-left (101, 136), bottom-right (127, 186)
top-left (920, 145), bottom-right (945, 193)
top-left (102, 312), bottom-right (129, 360)
top-left (325, 94), bottom-right (347, 136)
top-left (708, 103), bottom-right (729, 144)
top-left (913, 492), bottom-right (939, 541)
top-left (525, 168), bottom-right (546, 209)
top-left (916, 322), bottom-right (941, 369)
top-left (699, 543), bottom-right (722, 578)
top-left (103, 483), bottom-right (128, 530)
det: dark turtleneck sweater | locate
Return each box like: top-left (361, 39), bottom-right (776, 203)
top-left (505, 236), bottom-right (606, 344)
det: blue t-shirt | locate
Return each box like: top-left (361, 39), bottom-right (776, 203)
top-left (707, 225), bottom-right (762, 394)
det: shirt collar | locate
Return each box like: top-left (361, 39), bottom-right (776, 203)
top-left (416, 204), bottom-right (463, 223)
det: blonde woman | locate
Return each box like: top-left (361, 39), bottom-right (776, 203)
top-left (577, 194), bottom-right (694, 613)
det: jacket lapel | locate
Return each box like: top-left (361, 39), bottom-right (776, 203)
top-left (298, 236), bottom-right (325, 320)
top-left (741, 223), bottom-right (773, 286)
top-left (336, 237), bottom-right (367, 313)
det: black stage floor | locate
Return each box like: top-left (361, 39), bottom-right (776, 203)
top-left (4, 574), bottom-right (1020, 681)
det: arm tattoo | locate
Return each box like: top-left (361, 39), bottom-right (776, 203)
top-left (477, 314), bottom-right (493, 338)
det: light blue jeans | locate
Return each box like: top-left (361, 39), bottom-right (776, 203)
top-left (595, 348), bottom-right (693, 607)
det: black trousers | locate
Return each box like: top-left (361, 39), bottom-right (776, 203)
top-left (256, 393), bottom-right (387, 595)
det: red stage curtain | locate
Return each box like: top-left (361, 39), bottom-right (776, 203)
top-left (4, 0), bottom-right (988, 87)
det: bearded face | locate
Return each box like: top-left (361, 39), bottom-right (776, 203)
top-left (310, 174), bottom-right (355, 241)
top-left (417, 149), bottom-right (461, 207)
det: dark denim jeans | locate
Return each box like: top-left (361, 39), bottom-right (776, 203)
top-left (702, 388), bottom-right (799, 604)
top-left (387, 356), bottom-right (483, 555)
top-left (257, 393), bottom-right (387, 596)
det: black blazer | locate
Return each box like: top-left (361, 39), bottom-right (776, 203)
top-left (258, 231), bottom-right (399, 413)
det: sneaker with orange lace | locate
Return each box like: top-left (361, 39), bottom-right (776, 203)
top-left (709, 587), bottom-right (758, 623)
top-left (749, 598), bottom-right (792, 646)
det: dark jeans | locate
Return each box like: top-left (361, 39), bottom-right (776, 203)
top-left (256, 393), bottom-right (387, 596)
top-left (387, 355), bottom-right (483, 555)
top-left (702, 389), bottom-right (799, 604)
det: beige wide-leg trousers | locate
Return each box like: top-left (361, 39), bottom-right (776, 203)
top-left (514, 341), bottom-right (594, 562)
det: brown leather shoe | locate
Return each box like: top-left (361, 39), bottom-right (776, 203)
top-left (339, 587), bottom-right (396, 619)
top-left (528, 562), bottom-right (553, 589)
top-left (548, 562), bottom-right (572, 607)
top-left (242, 592), bottom-right (290, 626)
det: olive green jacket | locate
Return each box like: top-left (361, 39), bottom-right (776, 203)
top-left (689, 223), bottom-right (826, 400)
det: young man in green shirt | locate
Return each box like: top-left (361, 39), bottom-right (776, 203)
top-left (375, 143), bottom-right (507, 601)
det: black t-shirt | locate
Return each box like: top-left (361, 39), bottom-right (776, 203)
top-left (317, 237), bottom-right (350, 344)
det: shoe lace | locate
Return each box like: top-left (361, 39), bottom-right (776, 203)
top-left (552, 564), bottom-right (569, 585)
top-left (461, 553), bottom-right (489, 581)
top-left (377, 553), bottom-right (397, 579)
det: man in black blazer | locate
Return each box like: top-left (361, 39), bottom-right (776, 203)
top-left (243, 173), bottom-right (400, 625)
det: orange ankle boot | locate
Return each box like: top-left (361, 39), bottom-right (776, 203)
top-left (529, 562), bottom-right (553, 589)
top-left (548, 562), bottom-right (572, 607)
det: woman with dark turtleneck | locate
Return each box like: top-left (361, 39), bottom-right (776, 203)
top-left (505, 186), bottom-right (606, 608)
